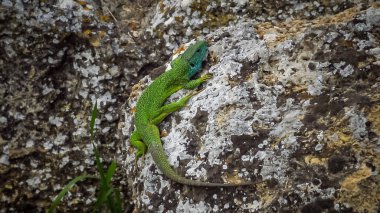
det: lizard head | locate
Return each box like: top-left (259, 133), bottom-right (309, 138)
top-left (179, 41), bottom-right (208, 77)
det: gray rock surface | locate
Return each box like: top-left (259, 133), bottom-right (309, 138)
top-left (1, 0), bottom-right (379, 212)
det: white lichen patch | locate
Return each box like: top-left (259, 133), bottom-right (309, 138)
top-left (73, 50), bottom-right (100, 77)
top-left (137, 154), bottom-right (172, 204)
top-left (0, 154), bottom-right (9, 165)
top-left (0, 116), bottom-right (7, 124)
top-left (57, 0), bottom-right (76, 9)
top-left (162, 127), bottom-right (194, 168)
top-left (48, 116), bottom-right (64, 127)
top-left (25, 140), bottom-right (34, 148)
top-left (26, 176), bottom-right (41, 189)
top-left (334, 62), bottom-right (355, 77)
top-left (176, 199), bottom-right (211, 213)
top-left (54, 133), bottom-right (68, 146)
top-left (347, 109), bottom-right (368, 140)
top-left (240, 199), bottom-right (261, 212)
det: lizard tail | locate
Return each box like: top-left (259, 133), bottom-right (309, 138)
top-left (148, 141), bottom-right (258, 187)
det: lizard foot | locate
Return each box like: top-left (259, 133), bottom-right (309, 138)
top-left (200, 73), bottom-right (213, 82)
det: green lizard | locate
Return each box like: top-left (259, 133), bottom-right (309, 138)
top-left (130, 41), bottom-right (254, 187)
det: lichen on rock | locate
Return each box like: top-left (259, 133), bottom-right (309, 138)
top-left (1, 0), bottom-right (379, 212)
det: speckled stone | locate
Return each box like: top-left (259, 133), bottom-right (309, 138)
top-left (1, 0), bottom-right (379, 212)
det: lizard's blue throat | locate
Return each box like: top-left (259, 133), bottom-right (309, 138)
top-left (187, 55), bottom-right (207, 78)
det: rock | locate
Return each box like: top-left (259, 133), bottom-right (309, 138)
top-left (1, 0), bottom-right (379, 212)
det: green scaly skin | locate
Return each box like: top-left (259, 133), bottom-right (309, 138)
top-left (130, 41), bottom-right (254, 187)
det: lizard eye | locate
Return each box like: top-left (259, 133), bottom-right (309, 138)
top-left (196, 49), bottom-right (200, 53)
top-left (190, 63), bottom-right (195, 67)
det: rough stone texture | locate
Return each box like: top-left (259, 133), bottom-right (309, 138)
top-left (1, 0), bottom-right (379, 212)
top-left (124, 2), bottom-right (380, 213)
top-left (0, 0), bottom-right (160, 211)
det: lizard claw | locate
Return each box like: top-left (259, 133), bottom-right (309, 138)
top-left (201, 73), bottom-right (213, 82)
top-left (182, 90), bottom-right (203, 108)
top-left (189, 88), bottom-right (206, 98)
top-left (134, 158), bottom-right (139, 165)
top-left (134, 154), bottom-right (146, 166)
top-left (188, 90), bottom-right (201, 97)
top-left (134, 154), bottom-right (140, 165)
top-left (134, 150), bottom-right (146, 165)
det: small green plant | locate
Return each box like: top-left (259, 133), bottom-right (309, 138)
top-left (48, 101), bottom-right (122, 213)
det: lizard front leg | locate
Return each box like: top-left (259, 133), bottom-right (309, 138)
top-left (183, 73), bottom-right (212, 90)
top-left (151, 91), bottom-right (200, 125)
top-left (151, 74), bottom-right (212, 125)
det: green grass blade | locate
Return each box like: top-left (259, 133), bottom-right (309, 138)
top-left (106, 160), bottom-right (117, 184)
top-left (90, 101), bottom-right (98, 140)
top-left (112, 189), bottom-right (122, 213)
top-left (94, 188), bottom-right (114, 210)
top-left (47, 175), bottom-right (96, 213)
top-left (89, 101), bottom-right (106, 181)
top-left (94, 148), bottom-right (106, 180)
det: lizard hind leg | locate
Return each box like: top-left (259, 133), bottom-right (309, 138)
top-left (130, 131), bottom-right (147, 164)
